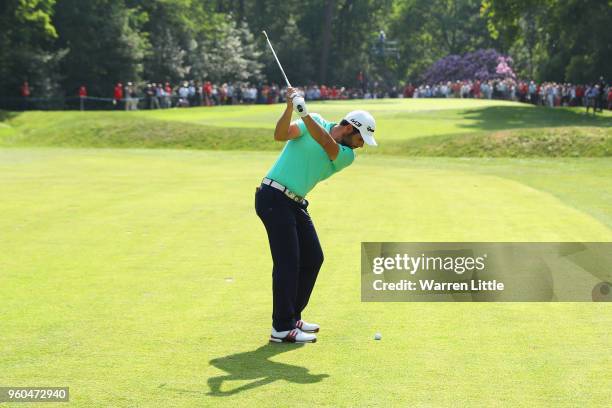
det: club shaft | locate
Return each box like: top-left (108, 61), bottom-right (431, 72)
top-left (262, 31), bottom-right (291, 87)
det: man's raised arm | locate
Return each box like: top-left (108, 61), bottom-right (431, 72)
top-left (288, 90), bottom-right (339, 160)
top-left (274, 87), bottom-right (301, 141)
top-left (301, 115), bottom-right (339, 160)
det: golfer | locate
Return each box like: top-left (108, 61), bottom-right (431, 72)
top-left (255, 87), bottom-right (377, 343)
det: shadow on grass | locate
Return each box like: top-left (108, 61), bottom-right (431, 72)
top-left (459, 106), bottom-right (612, 131)
top-left (158, 344), bottom-right (327, 397)
top-left (0, 111), bottom-right (20, 122)
top-left (204, 343), bottom-right (329, 396)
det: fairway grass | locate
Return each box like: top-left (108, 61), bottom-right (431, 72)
top-left (1, 149), bottom-right (610, 407)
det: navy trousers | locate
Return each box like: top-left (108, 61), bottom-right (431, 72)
top-left (255, 184), bottom-right (324, 331)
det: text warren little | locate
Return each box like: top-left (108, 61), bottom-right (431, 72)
top-left (373, 280), bottom-right (505, 291)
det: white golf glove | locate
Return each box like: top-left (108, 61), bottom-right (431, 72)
top-left (291, 94), bottom-right (308, 117)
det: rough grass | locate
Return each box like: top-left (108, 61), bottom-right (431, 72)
top-left (1, 100), bottom-right (611, 156)
top-left (0, 113), bottom-right (278, 151)
top-left (386, 127), bottom-right (612, 157)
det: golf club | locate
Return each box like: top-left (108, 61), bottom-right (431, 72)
top-left (262, 30), bottom-right (292, 88)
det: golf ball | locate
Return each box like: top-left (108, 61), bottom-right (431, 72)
top-left (374, 333), bottom-right (382, 340)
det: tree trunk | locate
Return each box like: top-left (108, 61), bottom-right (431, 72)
top-left (237, 0), bottom-right (245, 21)
top-left (319, 0), bottom-right (335, 84)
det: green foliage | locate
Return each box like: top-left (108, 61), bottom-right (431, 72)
top-left (482, 0), bottom-right (612, 82)
top-left (327, 0), bottom-right (394, 85)
top-left (268, 16), bottom-right (314, 85)
top-left (53, 0), bottom-right (150, 96)
top-left (0, 0), bottom-right (62, 96)
top-left (14, 0), bottom-right (57, 37)
top-left (390, 0), bottom-right (499, 82)
top-left (239, 0), bottom-right (315, 84)
top-left (137, 0), bottom-right (195, 83)
top-left (189, 17), bottom-right (263, 83)
top-left (1, 0), bottom-right (611, 96)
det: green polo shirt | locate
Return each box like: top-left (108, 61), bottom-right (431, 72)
top-left (265, 113), bottom-right (355, 197)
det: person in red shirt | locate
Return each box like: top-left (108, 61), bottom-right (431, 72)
top-left (607, 87), bottom-right (612, 110)
top-left (78, 85), bottom-right (87, 111)
top-left (203, 81), bottom-right (213, 106)
top-left (575, 85), bottom-right (585, 107)
top-left (452, 81), bottom-right (461, 98)
top-left (403, 83), bottom-right (414, 98)
top-left (319, 85), bottom-right (328, 100)
top-left (20, 81), bottom-right (31, 110)
top-left (357, 71), bottom-right (366, 93)
top-left (330, 86), bottom-right (338, 99)
top-left (114, 82), bottom-right (123, 109)
top-left (472, 81), bottom-right (482, 99)
top-left (21, 81), bottom-right (30, 97)
top-left (164, 82), bottom-right (172, 108)
top-left (519, 82), bottom-right (528, 103)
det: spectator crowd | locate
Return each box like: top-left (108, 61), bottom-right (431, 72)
top-left (14, 76), bottom-right (612, 114)
top-left (403, 78), bottom-right (611, 113)
top-left (109, 81), bottom-right (372, 110)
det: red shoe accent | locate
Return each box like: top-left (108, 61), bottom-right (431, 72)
top-left (296, 320), bottom-right (319, 333)
top-left (286, 329), bottom-right (298, 342)
top-left (269, 328), bottom-right (316, 344)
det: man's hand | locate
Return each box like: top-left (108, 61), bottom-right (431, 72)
top-left (286, 87), bottom-right (296, 109)
top-left (287, 87), bottom-right (308, 117)
top-left (274, 87), bottom-right (302, 141)
top-left (292, 95), bottom-right (308, 117)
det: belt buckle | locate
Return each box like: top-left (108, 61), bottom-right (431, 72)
top-left (286, 190), bottom-right (302, 203)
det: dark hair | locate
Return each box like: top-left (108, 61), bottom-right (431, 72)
top-left (340, 119), bottom-right (360, 135)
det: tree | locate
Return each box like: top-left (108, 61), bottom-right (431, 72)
top-left (0, 0), bottom-right (62, 97)
top-left (319, 0), bottom-right (335, 84)
top-left (189, 17), bottom-right (263, 83)
top-left (315, 0), bottom-right (394, 86)
top-left (53, 0), bottom-right (150, 96)
top-left (136, 0), bottom-right (195, 84)
top-left (240, 0), bottom-right (313, 85)
top-left (482, 0), bottom-right (612, 82)
top-left (390, 0), bottom-right (499, 82)
top-left (423, 49), bottom-right (515, 83)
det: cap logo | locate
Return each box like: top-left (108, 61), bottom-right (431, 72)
top-left (350, 118), bottom-right (362, 127)
top-left (367, 126), bottom-right (375, 132)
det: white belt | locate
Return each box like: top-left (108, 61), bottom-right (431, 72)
top-left (262, 178), bottom-right (306, 204)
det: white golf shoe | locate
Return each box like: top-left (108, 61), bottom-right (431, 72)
top-left (270, 328), bottom-right (317, 343)
top-left (296, 320), bottom-right (320, 333)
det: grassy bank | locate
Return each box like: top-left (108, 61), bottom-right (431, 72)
top-left (1, 99), bottom-right (610, 156)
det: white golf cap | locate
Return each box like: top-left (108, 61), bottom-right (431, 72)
top-left (343, 110), bottom-right (377, 146)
